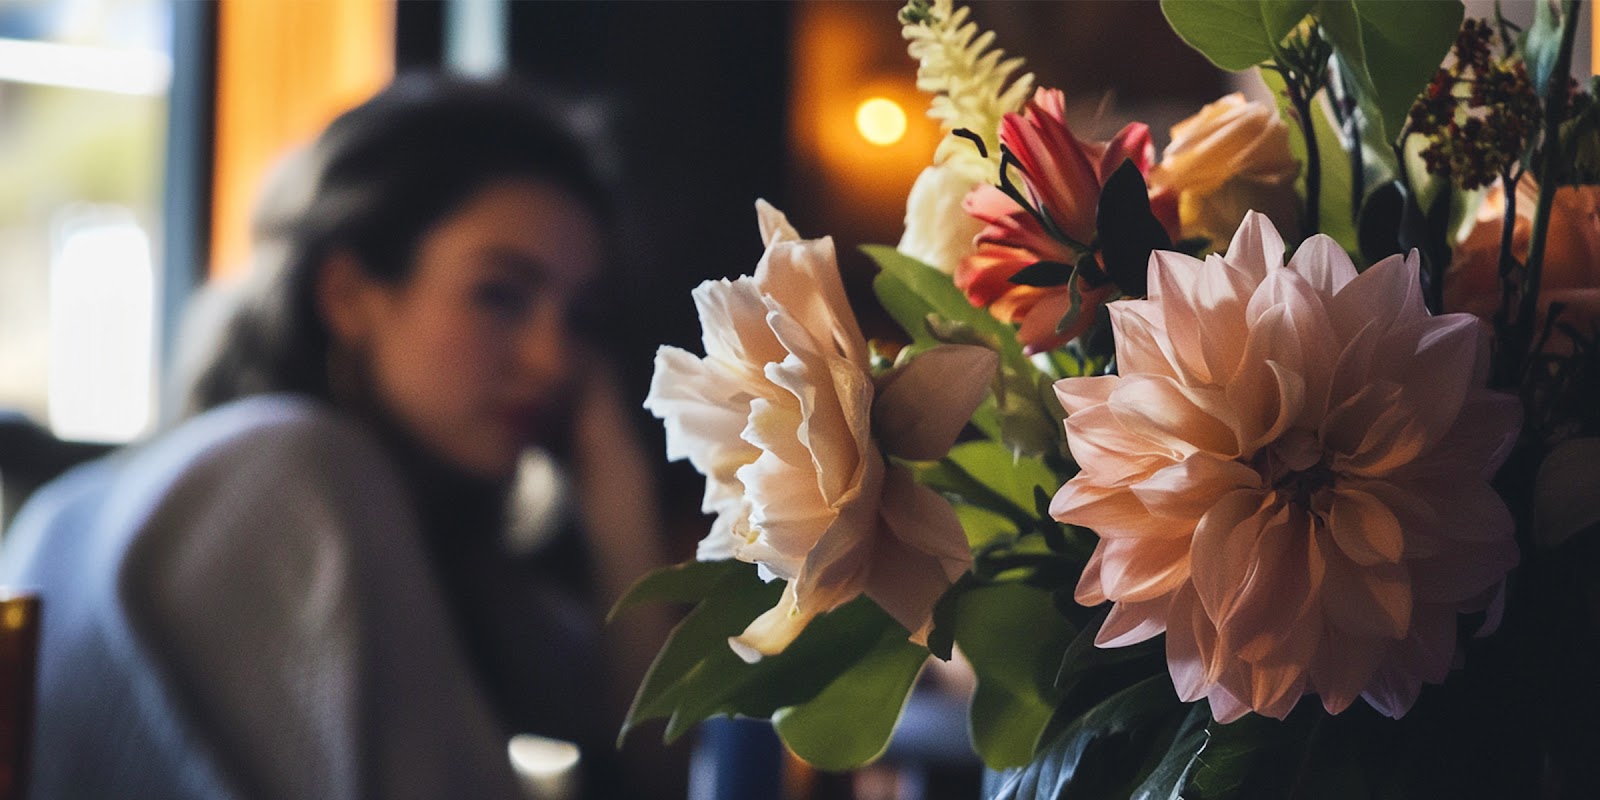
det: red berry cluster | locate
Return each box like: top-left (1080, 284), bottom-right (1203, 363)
top-left (1408, 19), bottom-right (1541, 190)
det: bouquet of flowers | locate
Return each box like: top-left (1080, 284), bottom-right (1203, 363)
top-left (615, 1), bottom-right (1600, 796)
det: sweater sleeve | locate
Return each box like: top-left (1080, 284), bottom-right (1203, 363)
top-left (119, 397), bottom-right (525, 800)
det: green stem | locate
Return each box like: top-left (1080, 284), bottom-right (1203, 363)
top-left (1514, 0), bottom-right (1582, 383)
top-left (1284, 69), bottom-right (1322, 237)
top-left (1332, 61), bottom-right (1365, 229)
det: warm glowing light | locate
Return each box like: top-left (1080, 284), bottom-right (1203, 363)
top-left (49, 210), bottom-right (156, 443)
top-left (508, 734), bottom-right (581, 800)
top-left (855, 97), bottom-right (907, 146)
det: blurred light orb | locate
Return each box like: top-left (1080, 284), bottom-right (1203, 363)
top-left (855, 97), bottom-right (906, 146)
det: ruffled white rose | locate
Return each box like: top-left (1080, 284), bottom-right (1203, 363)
top-left (647, 201), bottom-right (994, 660)
top-left (898, 157), bottom-right (990, 273)
top-left (1149, 93), bottom-right (1300, 251)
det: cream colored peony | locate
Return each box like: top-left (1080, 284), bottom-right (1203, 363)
top-left (898, 160), bottom-right (990, 274)
top-left (646, 201), bottom-right (993, 661)
top-left (1051, 212), bottom-right (1521, 722)
top-left (1148, 93), bottom-right (1300, 251)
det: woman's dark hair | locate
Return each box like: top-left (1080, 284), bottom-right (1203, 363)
top-left (186, 72), bottom-right (615, 414)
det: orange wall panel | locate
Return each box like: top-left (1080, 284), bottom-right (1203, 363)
top-left (211, 0), bottom-right (394, 278)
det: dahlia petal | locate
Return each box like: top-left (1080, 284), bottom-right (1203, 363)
top-left (1328, 487), bottom-right (1406, 565)
top-left (1053, 374), bottom-right (1120, 416)
top-left (1207, 684), bottom-right (1253, 723)
top-left (1061, 403), bottom-right (1174, 485)
top-left (1219, 507), bottom-right (1323, 663)
top-left (1165, 587), bottom-right (1222, 701)
top-left (1052, 479), bottom-right (1178, 539)
top-left (1310, 631), bottom-right (1387, 715)
top-left (1108, 375), bottom-right (1239, 459)
top-left (1318, 530), bottom-right (1412, 639)
top-left (1227, 356), bottom-right (1306, 456)
top-left (1108, 300), bottom-right (1187, 383)
top-left (1396, 602), bottom-right (1457, 684)
top-left (1360, 668), bottom-right (1422, 720)
top-left (1131, 454), bottom-right (1261, 521)
top-left (1096, 535), bottom-right (1192, 602)
top-left (1326, 319), bottom-right (1382, 415)
top-left (1147, 250), bottom-right (1219, 382)
top-left (1075, 547), bottom-right (1109, 606)
top-left (1409, 519), bottom-right (1518, 605)
top-left (1188, 489), bottom-right (1271, 624)
top-left (1251, 668), bottom-right (1308, 720)
top-left (1408, 390), bottom-right (1521, 481)
top-left (1402, 314), bottom-right (1488, 447)
top-left (1329, 251), bottom-right (1427, 344)
top-left (1095, 596), bottom-right (1168, 647)
top-left (1286, 233), bottom-right (1358, 297)
top-left (1222, 210), bottom-right (1284, 283)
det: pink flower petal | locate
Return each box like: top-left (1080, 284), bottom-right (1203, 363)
top-left (1096, 535), bottom-right (1192, 602)
top-left (1328, 487), bottom-right (1406, 565)
top-left (1052, 479), bottom-right (1176, 539)
top-left (1286, 233), bottom-right (1358, 296)
top-left (1188, 489), bottom-right (1272, 624)
top-left (1131, 454), bottom-right (1261, 521)
top-left (867, 468), bottom-right (974, 642)
top-left (874, 344), bottom-right (998, 460)
top-left (1059, 211), bottom-right (1517, 721)
top-left (1054, 374), bottom-right (1120, 416)
top-left (1222, 210), bottom-right (1284, 283)
top-left (1317, 530), bottom-right (1412, 639)
top-left (1096, 596), bottom-right (1169, 647)
top-left (1108, 375), bottom-right (1239, 460)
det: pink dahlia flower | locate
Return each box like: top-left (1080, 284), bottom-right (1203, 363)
top-left (646, 201), bottom-right (992, 661)
top-left (1051, 212), bottom-right (1521, 722)
top-left (956, 88), bottom-right (1178, 354)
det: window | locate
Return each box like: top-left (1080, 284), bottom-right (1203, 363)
top-left (0, 0), bottom-right (172, 443)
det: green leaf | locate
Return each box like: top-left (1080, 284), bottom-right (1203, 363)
top-left (1096, 159), bottom-right (1171, 297)
top-left (957, 503), bottom-right (1021, 550)
top-left (1054, 609), bottom-right (1166, 695)
top-left (772, 623), bottom-right (930, 770)
top-left (985, 675), bottom-right (1182, 799)
top-left (1132, 705), bottom-right (1212, 800)
top-left (1007, 260), bottom-right (1076, 287)
top-left (866, 244), bottom-right (1022, 360)
top-left (619, 562), bottom-right (779, 742)
top-left (956, 582), bottom-right (1077, 768)
top-left (948, 440), bottom-right (1061, 513)
top-left (1183, 705), bottom-right (1333, 799)
top-left (1321, 0), bottom-right (1461, 146)
top-left (1160, 0), bottom-right (1314, 71)
top-left (618, 559), bottom-right (930, 762)
top-left (1262, 68), bottom-right (1359, 253)
top-left (608, 559), bottom-right (746, 622)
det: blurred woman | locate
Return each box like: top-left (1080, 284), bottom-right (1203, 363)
top-left (1, 73), bottom-right (671, 799)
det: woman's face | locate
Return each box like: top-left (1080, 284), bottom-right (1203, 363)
top-left (325, 179), bottom-right (602, 480)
